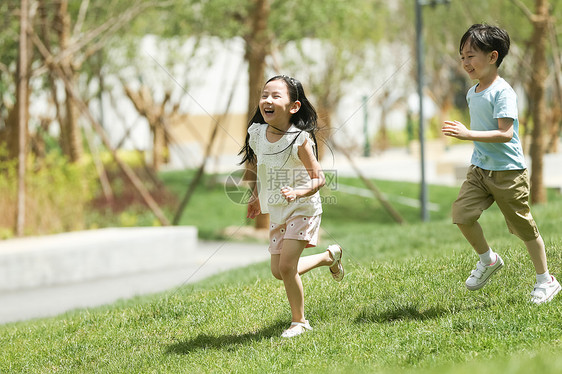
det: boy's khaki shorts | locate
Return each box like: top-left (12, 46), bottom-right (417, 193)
top-left (452, 166), bottom-right (539, 241)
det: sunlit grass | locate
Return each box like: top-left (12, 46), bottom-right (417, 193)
top-left (2, 175), bottom-right (561, 373)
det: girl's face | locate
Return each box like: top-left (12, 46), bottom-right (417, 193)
top-left (460, 41), bottom-right (498, 83)
top-left (259, 79), bottom-right (300, 129)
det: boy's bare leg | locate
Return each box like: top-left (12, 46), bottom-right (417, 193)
top-left (457, 222), bottom-right (490, 255)
top-left (524, 235), bottom-right (548, 275)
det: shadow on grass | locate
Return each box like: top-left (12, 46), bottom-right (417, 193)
top-left (354, 302), bottom-right (454, 324)
top-left (165, 320), bottom-right (286, 355)
top-left (354, 298), bottom-right (494, 324)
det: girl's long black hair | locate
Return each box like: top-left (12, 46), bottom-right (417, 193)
top-left (238, 75), bottom-right (319, 165)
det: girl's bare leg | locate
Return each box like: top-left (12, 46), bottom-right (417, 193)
top-left (298, 250), bottom-right (336, 275)
top-left (271, 247), bottom-right (338, 280)
top-left (270, 241), bottom-right (342, 329)
top-left (278, 239), bottom-right (308, 325)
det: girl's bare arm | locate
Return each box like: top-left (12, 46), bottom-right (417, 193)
top-left (280, 138), bottom-right (325, 201)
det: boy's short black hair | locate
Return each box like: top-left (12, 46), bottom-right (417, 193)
top-left (459, 24), bottom-right (510, 67)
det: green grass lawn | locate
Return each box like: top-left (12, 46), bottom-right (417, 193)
top-left (2, 172), bottom-right (562, 373)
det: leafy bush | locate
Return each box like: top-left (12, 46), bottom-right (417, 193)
top-left (0, 151), bottom-right (97, 238)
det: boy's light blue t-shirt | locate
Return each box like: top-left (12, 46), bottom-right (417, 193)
top-left (467, 77), bottom-right (526, 171)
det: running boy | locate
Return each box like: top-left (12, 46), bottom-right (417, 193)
top-left (442, 24), bottom-right (560, 304)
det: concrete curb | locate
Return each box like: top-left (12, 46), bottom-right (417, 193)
top-left (0, 226), bottom-right (197, 292)
top-left (0, 238), bottom-right (269, 325)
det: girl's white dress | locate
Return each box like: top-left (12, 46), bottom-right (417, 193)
top-left (248, 122), bottom-right (323, 224)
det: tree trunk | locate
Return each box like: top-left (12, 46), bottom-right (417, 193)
top-left (547, 19), bottom-right (562, 153)
top-left (62, 84), bottom-right (83, 162)
top-left (6, 0), bottom-right (34, 163)
top-left (245, 0), bottom-right (271, 230)
top-left (152, 119), bottom-right (167, 171)
top-left (16, 0), bottom-right (30, 237)
top-left (123, 85), bottom-right (172, 171)
top-left (375, 91), bottom-right (391, 153)
top-left (245, 0), bottom-right (270, 124)
top-left (153, 92), bottom-right (171, 171)
top-left (56, 0), bottom-right (83, 162)
top-left (529, 0), bottom-right (549, 204)
top-left (316, 102), bottom-right (332, 160)
top-left (6, 102), bottom-right (23, 161)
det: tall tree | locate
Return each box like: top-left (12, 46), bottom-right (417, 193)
top-left (123, 85), bottom-right (174, 171)
top-left (527, 0), bottom-right (550, 203)
top-left (16, 0), bottom-right (31, 237)
top-left (147, 0), bottom-right (390, 226)
top-left (54, 0), bottom-right (83, 162)
top-left (2, 0), bottom-right (33, 162)
top-left (149, 0), bottom-right (274, 227)
top-left (244, 0), bottom-right (271, 229)
top-left (31, 29), bottom-right (171, 225)
top-left (245, 0), bottom-right (271, 124)
top-left (511, 0), bottom-right (551, 203)
top-left (278, 0), bottom-right (392, 157)
top-left (33, 0), bottom-right (164, 163)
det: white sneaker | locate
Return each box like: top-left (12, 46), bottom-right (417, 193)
top-left (530, 275), bottom-right (561, 304)
top-left (281, 320), bottom-right (312, 338)
top-left (465, 254), bottom-right (504, 291)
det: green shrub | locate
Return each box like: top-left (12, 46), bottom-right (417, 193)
top-left (0, 151), bottom-right (97, 237)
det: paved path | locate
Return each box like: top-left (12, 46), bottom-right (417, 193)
top-left (0, 241), bottom-right (268, 325)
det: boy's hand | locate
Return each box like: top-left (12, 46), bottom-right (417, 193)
top-left (442, 120), bottom-right (470, 140)
top-left (247, 196), bottom-right (261, 219)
